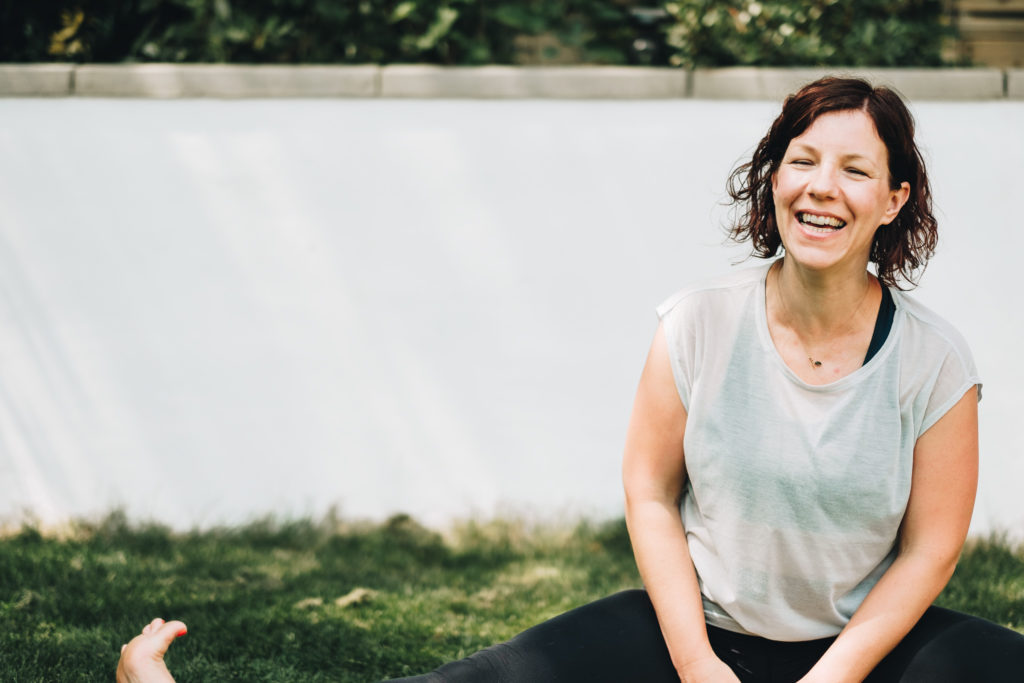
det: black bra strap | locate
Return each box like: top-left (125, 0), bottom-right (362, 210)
top-left (864, 286), bottom-right (895, 365)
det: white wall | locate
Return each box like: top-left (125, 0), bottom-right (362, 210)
top-left (0, 98), bottom-right (1020, 536)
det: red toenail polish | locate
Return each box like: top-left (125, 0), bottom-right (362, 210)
top-left (177, 628), bottom-right (188, 637)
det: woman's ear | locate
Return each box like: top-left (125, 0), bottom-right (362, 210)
top-left (882, 181), bottom-right (911, 225)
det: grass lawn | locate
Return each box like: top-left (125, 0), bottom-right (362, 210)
top-left (1, 512), bottom-right (1021, 682)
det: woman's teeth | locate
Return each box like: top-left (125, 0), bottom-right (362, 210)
top-left (798, 212), bottom-right (846, 232)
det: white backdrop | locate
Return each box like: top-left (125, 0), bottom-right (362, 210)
top-left (0, 98), bottom-right (1021, 536)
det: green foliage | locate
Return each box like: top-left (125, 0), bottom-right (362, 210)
top-left (663, 0), bottom-right (954, 67)
top-left (0, 0), bottom-right (637, 65)
top-left (0, 0), bottom-right (956, 66)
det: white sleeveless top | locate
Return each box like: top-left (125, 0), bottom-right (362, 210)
top-left (657, 263), bottom-right (981, 641)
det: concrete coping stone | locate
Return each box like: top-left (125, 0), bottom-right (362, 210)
top-left (0, 64), bottom-right (1017, 100)
top-left (74, 64), bottom-right (378, 98)
top-left (378, 65), bottom-right (688, 99)
top-left (1007, 70), bottom-right (1024, 99)
top-left (0, 64), bottom-right (74, 96)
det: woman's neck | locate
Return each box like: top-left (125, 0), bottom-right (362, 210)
top-left (771, 258), bottom-right (877, 338)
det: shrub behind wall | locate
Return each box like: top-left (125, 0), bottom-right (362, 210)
top-left (663, 0), bottom-right (955, 68)
top-left (0, 0), bottom-right (956, 66)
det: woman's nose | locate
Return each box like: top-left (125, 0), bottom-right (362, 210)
top-left (807, 165), bottom-right (838, 199)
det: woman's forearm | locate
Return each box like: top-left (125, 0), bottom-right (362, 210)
top-left (800, 548), bottom-right (957, 683)
top-left (625, 495), bottom-right (717, 677)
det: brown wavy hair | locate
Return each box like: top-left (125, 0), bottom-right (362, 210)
top-left (726, 76), bottom-right (938, 288)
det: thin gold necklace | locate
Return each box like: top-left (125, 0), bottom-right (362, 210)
top-left (772, 263), bottom-right (873, 369)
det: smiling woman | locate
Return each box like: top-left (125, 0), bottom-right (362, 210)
top-left (116, 77), bottom-right (1024, 683)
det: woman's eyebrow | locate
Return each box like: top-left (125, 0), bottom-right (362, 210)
top-left (839, 153), bottom-right (875, 165)
top-left (787, 143), bottom-right (877, 165)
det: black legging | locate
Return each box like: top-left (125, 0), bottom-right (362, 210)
top-left (386, 590), bottom-right (1024, 682)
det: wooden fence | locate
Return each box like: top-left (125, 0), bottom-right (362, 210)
top-left (955, 0), bottom-right (1024, 66)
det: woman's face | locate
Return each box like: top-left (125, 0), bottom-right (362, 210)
top-left (771, 109), bottom-right (909, 277)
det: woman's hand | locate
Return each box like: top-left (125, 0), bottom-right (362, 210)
top-left (116, 618), bottom-right (186, 683)
top-left (678, 654), bottom-right (742, 683)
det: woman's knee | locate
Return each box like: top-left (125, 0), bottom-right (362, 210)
top-left (871, 606), bottom-right (1024, 682)
top-left (384, 591), bottom-right (674, 683)
top-left (505, 590), bottom-right (675, 681)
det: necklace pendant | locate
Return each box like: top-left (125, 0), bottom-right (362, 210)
top-left (809, 357), bottom-right (822, 368)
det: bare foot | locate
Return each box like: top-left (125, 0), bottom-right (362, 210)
top-left (116, 618), bottom-right (187, 683)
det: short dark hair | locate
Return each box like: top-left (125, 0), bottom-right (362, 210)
top-left (726, 76), bottom-right (937, 288)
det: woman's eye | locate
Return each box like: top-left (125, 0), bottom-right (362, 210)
top-left (847, 167), bottom-right (868, 176)
top-left (790, 159), bottom-right (812, 166)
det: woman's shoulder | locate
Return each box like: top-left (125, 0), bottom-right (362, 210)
top-left (892, 289), bottom-right (975, 361)
top-left (891, 290), bottom-right (982, 435)
top-left (656, 262), bottom-right (771, 320)
top-left (892, 288), bottom-right (981, 405)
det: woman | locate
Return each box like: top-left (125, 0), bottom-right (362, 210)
top-left (118, 77), bottom-right (1024, 682)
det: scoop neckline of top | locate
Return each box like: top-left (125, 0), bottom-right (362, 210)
top-left (754, 260), bottom-right (903, 392)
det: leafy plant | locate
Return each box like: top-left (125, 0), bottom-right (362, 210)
top-left (662, 0), bottom-right (954, 67)
top-left (0, 0), bottom-right (957, 66)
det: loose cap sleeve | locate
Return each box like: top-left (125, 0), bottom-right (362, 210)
top-left (657, 291), bottom-right (698, 412)
top-left (895, 292), bottom-right (982, 438)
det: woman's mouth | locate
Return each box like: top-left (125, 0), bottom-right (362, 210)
top-left (797, 211), bottom-right (846, 234)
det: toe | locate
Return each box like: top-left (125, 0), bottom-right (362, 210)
top-left (152, 620), bottom-right (188, 654)
top-left (142, 618), bottom-right (164, 635)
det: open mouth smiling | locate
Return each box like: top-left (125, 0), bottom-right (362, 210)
top-left (797, 211), bottom-right (847, 233)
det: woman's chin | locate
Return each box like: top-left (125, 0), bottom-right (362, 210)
top-left (779, 240), bottom-right (871, 276)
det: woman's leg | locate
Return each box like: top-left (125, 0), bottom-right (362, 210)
top-left (867, 605), bottom-right (1024, 682)
top-left (384, 590), bottom-right (679, 683)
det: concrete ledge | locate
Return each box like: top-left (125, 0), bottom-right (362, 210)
top-left (379, 65), bottom-right (687, 99)
top-left (692, 67), bottom-right (1007, 101)
top-left (1008, 70), bottom-right (1024, 99)
top-left (74, 64), bottom-right (378, 98)
top-left (0, 64), bottom-right (1020, 99)
top-left (0, 64), bottom-right (73, 96)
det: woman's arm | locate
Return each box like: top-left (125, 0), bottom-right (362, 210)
top-left (800, 385), bottom-right (979, 683)
top-left (622, 324), bottom-right (740, 683)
